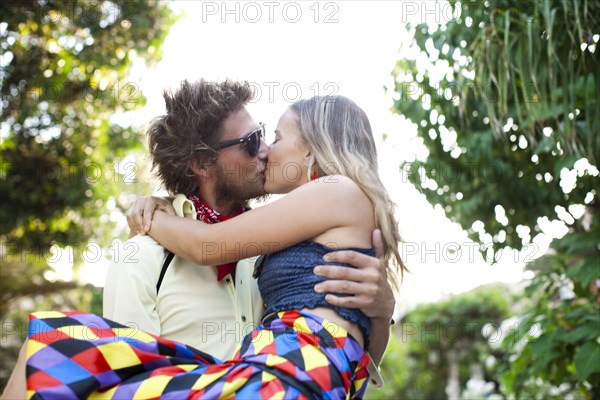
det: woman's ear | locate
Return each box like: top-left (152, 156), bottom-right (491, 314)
top-left (305, 152), bottom-right (320, 182)
top-left (304, 152), bottom-right (314, 167)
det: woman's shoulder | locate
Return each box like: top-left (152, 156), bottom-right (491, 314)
top-left (286, 174), bottom-right (371, 213)
top-left (306, 174), bottom-right (361, 194)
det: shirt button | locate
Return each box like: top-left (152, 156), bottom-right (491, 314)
top-left (241, 315), bottom-right (247, 322)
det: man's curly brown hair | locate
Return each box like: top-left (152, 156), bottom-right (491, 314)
top-left (147, 80), bottom-right (254, 195)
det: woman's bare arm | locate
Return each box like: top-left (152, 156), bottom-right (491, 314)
top-left (148, 176), bottom-right (373, 265)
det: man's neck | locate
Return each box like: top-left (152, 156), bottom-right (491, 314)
top-left (197, 191), bottom-right (245, 216)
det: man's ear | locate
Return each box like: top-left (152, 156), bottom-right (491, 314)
top-left (190, 158), bottom-right (214, 178)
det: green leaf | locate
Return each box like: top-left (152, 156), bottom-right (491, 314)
top-left (574, 341), bottom-right (600, 381)
top-left (578, 257), bottom-right (600, 288)
top-left (559, 324), bottom-right (600, 344)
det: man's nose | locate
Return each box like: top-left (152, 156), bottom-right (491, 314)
top-left (257, 138), bottom-right (269, 161)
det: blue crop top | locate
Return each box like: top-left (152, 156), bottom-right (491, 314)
top-left (255, 241), bottom-right (374, 344)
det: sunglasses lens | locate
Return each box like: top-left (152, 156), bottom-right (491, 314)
top-left (245, 130), bottom-right (260, 157)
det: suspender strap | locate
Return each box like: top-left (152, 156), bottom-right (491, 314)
top-left (156, 251), bottom-right (175, 293)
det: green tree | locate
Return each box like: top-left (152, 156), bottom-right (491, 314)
top-left (0, 0), bottom-right (175, 390)
top-left (367, 284), bottom-right (513, 399)
top-left (390, 0), bottom-right (599, 397)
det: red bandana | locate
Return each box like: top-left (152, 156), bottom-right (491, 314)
top-left (188, 195), bottom-right (245, 281)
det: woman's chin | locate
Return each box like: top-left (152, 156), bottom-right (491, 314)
top-left (263, 182), bottom-right (275, 194)
top-left (263, 182), bottom-right (288, 195)
top-left (263, 185), bottom-right (280, 195)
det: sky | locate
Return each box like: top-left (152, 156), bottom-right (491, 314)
top-left (74, 1), bottom-right (555, 311)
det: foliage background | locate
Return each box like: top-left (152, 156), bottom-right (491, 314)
top-left (0, 0), bottom-right (175, 390)
top-left (372, 0), bottom-right (599, 398)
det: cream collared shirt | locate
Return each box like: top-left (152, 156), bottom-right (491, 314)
top-left (103, 195), bottom-right (263, 360)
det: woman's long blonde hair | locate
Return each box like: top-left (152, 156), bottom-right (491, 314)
top-left (290, 96), bottom-right (407, 288)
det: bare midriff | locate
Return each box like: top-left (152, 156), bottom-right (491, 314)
top-left (300, 307), bottom-right (365, 348)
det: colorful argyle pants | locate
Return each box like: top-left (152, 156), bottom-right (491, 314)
top-left (26, 310), bottom-right (370, 399)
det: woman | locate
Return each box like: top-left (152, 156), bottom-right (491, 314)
top-left (23, 95), bottom-right (405, 399)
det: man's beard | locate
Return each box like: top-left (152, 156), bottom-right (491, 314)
top-left (214, 161), bottom-right (268, 206)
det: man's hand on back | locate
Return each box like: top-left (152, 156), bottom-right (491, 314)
top-left (313, 229), bottom-right (395, 322)
top-left (313, 229), bottom-right (396, 365)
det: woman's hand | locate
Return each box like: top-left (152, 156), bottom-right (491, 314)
top-left (126, 196), bottom-right (175, 238)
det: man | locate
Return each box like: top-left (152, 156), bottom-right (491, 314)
top-left (103, 80), bottom-right (394, 384)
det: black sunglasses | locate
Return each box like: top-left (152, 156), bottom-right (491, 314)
top-left (215, 123), bottom-right (265, 157)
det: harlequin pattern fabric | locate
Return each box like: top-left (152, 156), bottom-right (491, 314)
top-left (26, 310), bottom-right (370, 399)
